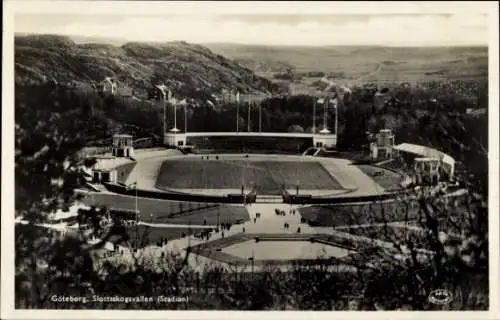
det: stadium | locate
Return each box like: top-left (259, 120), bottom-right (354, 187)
top-left (62, 117), bottom-right (464, 274)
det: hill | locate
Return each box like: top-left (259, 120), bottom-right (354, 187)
top-left (14, 34), bottom-right (279, 99)
top-left (232, 57), bottom-right (294, 74)
top-left (204, 43), bottom-right (488, 82)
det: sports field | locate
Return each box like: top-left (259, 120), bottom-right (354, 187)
top-left (155, 159), bottom-right (343, 195)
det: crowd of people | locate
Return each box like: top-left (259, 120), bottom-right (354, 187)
top-left (274, 208), bottom-right (296, 216)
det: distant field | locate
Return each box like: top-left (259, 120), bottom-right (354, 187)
top-left (206, 44), bottom-right (488, 81)
top-left (155, 159), bottom-right (342, 195)
top-left (84, 193), bottom-right (249, 225)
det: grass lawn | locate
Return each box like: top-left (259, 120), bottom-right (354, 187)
top-left (84, 193), bottom-right (249, 225)
top-left (125, 225), bottom-right (209, 249)
top-left (299, 201), bottom-right (420, 227)
top-left (156, 159), bottom-right (342, 195)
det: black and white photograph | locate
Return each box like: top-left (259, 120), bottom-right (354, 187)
top-left (2, 1), bottom-right (499, 319)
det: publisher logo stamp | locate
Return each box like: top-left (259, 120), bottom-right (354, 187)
top-left (428, 289), bottom-right (453, 305)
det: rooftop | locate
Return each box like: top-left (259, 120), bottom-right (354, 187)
top-left (393, 143), bottom-right (454, 166)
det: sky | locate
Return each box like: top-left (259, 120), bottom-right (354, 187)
top-left (12, 3), bottom-right (492, 47)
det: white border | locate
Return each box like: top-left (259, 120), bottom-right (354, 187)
top-left (4, 1), bottom-right (498, 15)
top-left (2, 1), bottom-right (499, 320)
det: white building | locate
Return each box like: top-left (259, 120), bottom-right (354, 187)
top-left (90, 134), bottom-right (135, 183)
top-left (100, 77), bottom-right (118, 94)
top-left (370, 129), bottom-right (395, 160)
top-left (393, 143), bottom-right (456, 181)
top-left (112, 134), bottom-right (134, 158)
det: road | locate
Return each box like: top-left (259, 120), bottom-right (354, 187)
top-left (354, 63), bottom-right (383, 83)
top-left (320, 62), bottom-right (384, 92)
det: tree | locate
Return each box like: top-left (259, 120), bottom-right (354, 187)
top-left (15, 83), bottom-right (196, 309)
top-left (15, 83), bottom-right (110, 307)
top-left (287, 125), bottom-right (305, 133)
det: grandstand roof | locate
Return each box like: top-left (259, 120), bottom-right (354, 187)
top-left (113, 134), bottom-right (133, 138)
top-left (394, 143), bottom-right (455, 170)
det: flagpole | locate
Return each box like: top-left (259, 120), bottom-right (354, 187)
top-left (259, 103), bottom-right (262, 132)
top-left (324, 97), bottom-right (327, 130)
top-left (313, 98), bottom-right (316, 133)
top-left (162, 90), bottom-right (167, 144)
top-left (135, 181), bottom-right (138, 214)
top-left (334, 99), bottom-right (338, 136)
top-left (184, 104), bottom-right (187, 133)
top-left (247, 101), bottom-right (251, 132)
top-left (188, 218), bottom-right (191, 249)
top-left (236, 92), bottom-right (239, 132)
top-left (174, 102), bottom-right (177, 130)
top-left (133, 181), bottom-right (138, 251)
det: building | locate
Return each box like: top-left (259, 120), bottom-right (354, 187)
top-left (149, 84), bottom-right (172, 101)
top-left (91, 156), bottom-right (119, 183)
top-left (91, 155), bottom-right (134, 184)
top-left (288, 83), bottom-right (312, 96)
top-left (85, 134), bottom-right (135, 184)
top-left (219, 89), bottom-right (237, 103)
top-left (239, 93), bottom-right (272, 104)
top-left (100, 77), bottom-right (134, 97)
top-left (393, 143), bottom-right (455, 182)
top-left (67, 80), bottom-right (95, 92)
top-left (373, 88), bottom-right (391, 110)
top-left (370, 129), bottom-right (395, 160)
top-left (112, 134), bottom-right (134, 158)
top-left (117, 87), bottom-right (134, 97)
top-left (100, 77), bottom-right (118, 95)
top-left (466, 108), bottom-right (487, 117)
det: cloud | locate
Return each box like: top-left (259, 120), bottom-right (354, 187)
top-left (15, 13), bottom-right (488, 46)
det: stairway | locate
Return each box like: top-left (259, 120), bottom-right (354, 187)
top-left (255, 195), bottom-right (283, 203)
top-left (243, 203), bottom-right (309, 234)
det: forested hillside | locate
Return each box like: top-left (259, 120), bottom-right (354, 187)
top-left (15, 34), bottom-right (280, 99)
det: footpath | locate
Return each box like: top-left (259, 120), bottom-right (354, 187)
top-left (94, 202), bottom-right (426, 272)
